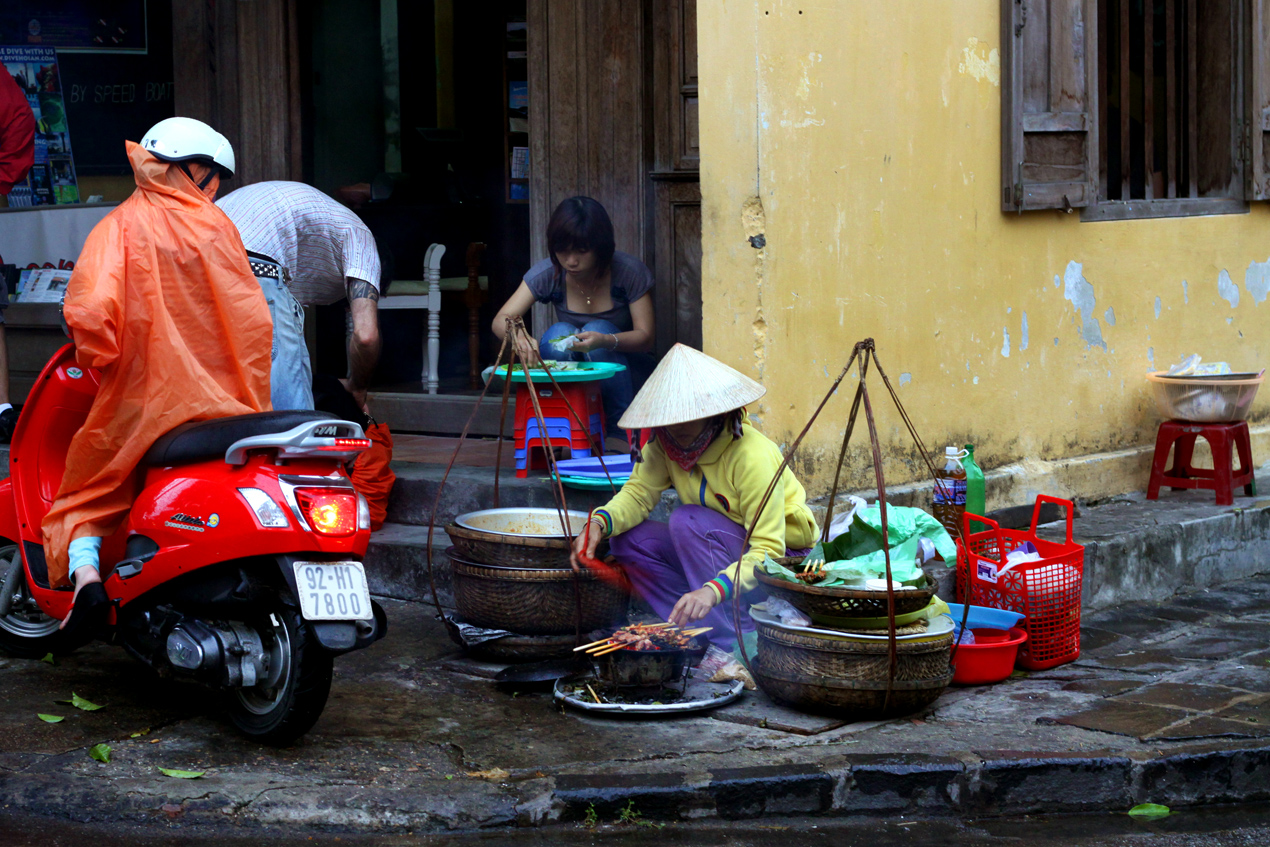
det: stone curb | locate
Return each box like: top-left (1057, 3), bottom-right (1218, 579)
top-left (4, 743), bottom-right (1268, 832)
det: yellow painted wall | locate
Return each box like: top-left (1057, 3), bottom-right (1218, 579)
top-left (698, 0), bottom-right (1270, 498)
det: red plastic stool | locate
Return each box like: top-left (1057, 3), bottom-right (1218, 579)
top-left (513, 382), bottom-right (605, 437)
top-left (513, 381), bottom-right (606, 478)
top-left (1146, 419), bottom-right (1256, 506)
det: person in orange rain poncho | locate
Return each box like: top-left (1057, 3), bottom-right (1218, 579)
top-left (42, 118), bottom-right (273, 641)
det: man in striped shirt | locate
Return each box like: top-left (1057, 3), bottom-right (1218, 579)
top-left (217, 181), bottom-right (384, 411)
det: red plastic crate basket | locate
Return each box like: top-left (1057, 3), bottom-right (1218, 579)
top-left (955, 495), bottom-right (1084, 670)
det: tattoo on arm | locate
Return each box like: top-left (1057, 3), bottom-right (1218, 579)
top-left (347, 280), bottom-right (380, 302)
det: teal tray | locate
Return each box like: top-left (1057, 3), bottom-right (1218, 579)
top-left (553, 473), bottom-right (630, 491)
top-left (494, 361), bottom-right (626, 383)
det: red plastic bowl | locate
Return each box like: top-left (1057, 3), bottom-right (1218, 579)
top-left (950, 627), bottom-right (1028, 685)
top-left (970, 627), bottom-right (1010, 644)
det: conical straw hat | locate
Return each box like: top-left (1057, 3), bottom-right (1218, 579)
top-left (617, 344), bottom-right (766, 429)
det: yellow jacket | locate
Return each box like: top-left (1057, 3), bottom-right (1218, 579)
top-left (593, 413), bottom-right (818, 600)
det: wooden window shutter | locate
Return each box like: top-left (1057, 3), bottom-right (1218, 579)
top-left (1250, 0), bottom-right (1270, 199)
top-left (1000, 0), bottom-right (1098, 211)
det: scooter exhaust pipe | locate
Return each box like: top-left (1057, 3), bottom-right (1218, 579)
top-left (166, 620), bottom-right (268, 687)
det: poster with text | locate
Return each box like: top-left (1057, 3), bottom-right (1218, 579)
top-left (0, 2), bottom-right (146, 54)
top-left (2, 45), bottom-right (79, 206)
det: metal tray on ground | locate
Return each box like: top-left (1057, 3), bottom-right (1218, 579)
top-left (554, 669), bottom-right (745, 716)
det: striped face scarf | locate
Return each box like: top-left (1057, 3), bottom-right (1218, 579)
top-left (655, 412), bottom-right (743, 470)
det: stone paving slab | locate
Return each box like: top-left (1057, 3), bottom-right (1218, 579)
top-left (3, 570), bottom-right (1270, 832)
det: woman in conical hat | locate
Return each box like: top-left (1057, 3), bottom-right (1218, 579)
top-left (572, 344), bottom-right (818, 648)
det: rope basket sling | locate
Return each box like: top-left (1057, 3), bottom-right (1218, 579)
top-left (730, 339), bottom-right (974, 717)
top-left (424, 317), bottom-right (630, 651)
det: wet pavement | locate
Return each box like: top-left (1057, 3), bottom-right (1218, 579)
top-left (4, 803), bottom-right (1270, 845)
top-left (1, 573), bottom-right (1269, 833)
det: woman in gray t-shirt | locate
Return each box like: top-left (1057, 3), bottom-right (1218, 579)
top-left (492, 196), bottom-right (656, 440)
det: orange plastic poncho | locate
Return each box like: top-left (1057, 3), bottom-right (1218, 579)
top-left (349, 423), bottom-right (395, 531)
top-left (40, 141), bottom-right (273, 587)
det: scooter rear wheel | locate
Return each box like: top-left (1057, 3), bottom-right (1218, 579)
top-left (226, 595), bottom-right (334, 746)
top-left (0, 544), bottom-right (62, 659)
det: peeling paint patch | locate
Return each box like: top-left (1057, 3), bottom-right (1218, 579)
top-left (741, 196), bottom-right (768, 382)
top-left (1053, 275), bottom-right (1060, 288)
top-left (1020, 312), bottom-right (1029, 351)
top-left (973, 376), bottom-right (980, 385)
top-left (1001, 327), bottom-right (1010, 357)
top-left (1218, 270), bottom-right (1240, 308)
top-left (1154, 296), bottom-right (1162, 319)
top-left (958, 37), bottom-right (1000, 86)
top-left (1227, 317), bottom-right (1234, 325)
top-left (1054, 337), bottom-right (1059, 346)
top-left (1183, 280), bottom-right (1189, 304)
top-left (1062, 261), bottom-right (1107, 351)
top-left (1104, 307), bottom-right (1116, 326)
top-left (1246, 258), bottom-right (1270, 304)
top-left (899, 373), bottom-right (911, 387)
top-left (1148, 347), bottom-right (1155, 370)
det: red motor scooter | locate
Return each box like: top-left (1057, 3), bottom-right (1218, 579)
top-left (0, 344), bottom-right (386, 745)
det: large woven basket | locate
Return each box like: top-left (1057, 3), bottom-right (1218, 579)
top-left (752, 664), bottom-right (953, 718)
top-left (752, 618), bottom-right (952, 718)
top-left (756, 559), bottom-right (936, 618)
top-left (450, 550), bottom-right (628, 635)
top-left (755, 619), bottom-right (953, 681)
top-left (447, 522), bottom-right (608, 569)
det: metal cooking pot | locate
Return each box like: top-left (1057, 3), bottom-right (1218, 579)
top-left (454, 508), bottom-right (592, 539)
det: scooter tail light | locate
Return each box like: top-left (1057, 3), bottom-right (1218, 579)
top-left (295, 489), bottom-right (358, 537)
top-left (356, 492), bottom-right (371, 531)
top-left (238, 487), bottom-right (290, 528)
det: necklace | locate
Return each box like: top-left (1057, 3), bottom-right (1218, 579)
top-left (571, 274), bottom-right (603, 307)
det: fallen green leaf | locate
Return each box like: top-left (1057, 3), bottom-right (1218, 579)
top-left (89, 743), bottom-right (111, 763)
top-left (40, 653), bottom-right (55, 665)
top-left (129, 728), bottom-right (151, 738)
top-left (37, 714), bottom-right (64, 723)
top-left (158, 768), bottom-right (205, 779)
top-left (1128, 803), bottom-right (1171, 818)
top-left (70, 693), bottom-right (103, 711)
top-left (445, 775), bottom-right (454, 780)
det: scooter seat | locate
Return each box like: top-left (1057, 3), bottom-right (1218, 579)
top-left (144, 411), bottom-right (339, 467)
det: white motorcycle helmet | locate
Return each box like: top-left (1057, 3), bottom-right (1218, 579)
top-left (139, 117), bottom-right (236, 184)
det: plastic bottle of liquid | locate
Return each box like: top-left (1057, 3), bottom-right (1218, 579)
top-left (932, 446), bottom-right (968, 537)
top-left (963, 443), bottom-right (986, 534)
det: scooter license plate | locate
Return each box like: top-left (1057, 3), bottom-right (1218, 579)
top-left (293, 561), bottom-right (374, 621)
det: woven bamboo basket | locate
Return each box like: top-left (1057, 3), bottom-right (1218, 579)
top-left (450, 551), bottom-right (628, 635)
top-left (752, 619), bottom-right (953, 717)
top-left (752, 664), bottom-right (953, 718)
top-left (756, 559), bottom-right (936, 618)
top-left (447, 523), bottom-right (608, 569)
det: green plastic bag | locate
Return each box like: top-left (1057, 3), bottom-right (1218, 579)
top-left (763, 505), bottom-right (955, 586)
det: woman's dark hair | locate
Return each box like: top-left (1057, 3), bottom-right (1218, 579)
top-left (546, 196), bottom-right (616, 275)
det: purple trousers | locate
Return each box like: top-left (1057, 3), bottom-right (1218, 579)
top-left (609, 505), bottom-right (768, 647)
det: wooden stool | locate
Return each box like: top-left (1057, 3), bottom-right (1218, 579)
top-left (1146, 420), bottom-right (1256, 506)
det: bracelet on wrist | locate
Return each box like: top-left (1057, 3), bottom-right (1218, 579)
top-left (609, 333), bottom-right (619, 351)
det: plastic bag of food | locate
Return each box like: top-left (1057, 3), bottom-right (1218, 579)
top-left (697, 644), bottom-right (756, 690)
top-left (762, 597), bottom-right (812, 627)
